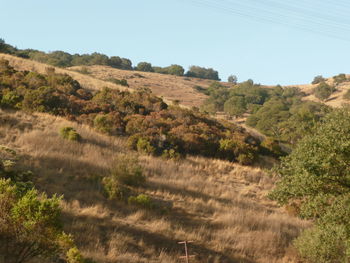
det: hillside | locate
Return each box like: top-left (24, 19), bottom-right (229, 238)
top-left (0, 53), bottom-right (130, 92)
top-left (69, 65), bottom-right (217, 108)
top-left (286, 77), bottom-right (350, 108)
top-left (3, 53), bottom-right (349, 111)
top-left (0, 109), bottom-right (308, 263)
top-left (0, 53), bottom-right (219, 108)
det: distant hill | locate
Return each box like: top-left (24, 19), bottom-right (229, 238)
top-left (69, 65), bottom-right (223, 107)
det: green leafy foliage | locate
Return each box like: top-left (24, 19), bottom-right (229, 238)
top-left (269, 109), bottom-right (350, 262)
top-left (312, 75), bottom-right (325, 84)
top-left (224, 96), bottom-right (247, 117)
top-left (128, 194), bottom-right (155, 209)
top-left (0, 59), bottom-right (260, 163)
top-left (102, 155), bottom-right (145, 200)
top-left (314, 82), bottom-right (335, 101)
top-left (0, 179), bottom-right (74, 263)
top-left (333, 73), bottom-right (349, 85)
top-left (108, 78), bottom-right (129, 87)
top-left (136, 62), bottom-right (154, 72)
top-left (60, 127), bottom-right (81, 141)
top-left (227, 75), bottom-right (238, 84)
top-left (153, 64), bottom-right (185, 76)
top-left (186, 66), bottom-right (220, 80)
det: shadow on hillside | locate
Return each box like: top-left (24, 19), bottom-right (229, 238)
top-left (146, 181), bottom-right (273, 215)
top-left (62, 210), bottom-right (255, 263)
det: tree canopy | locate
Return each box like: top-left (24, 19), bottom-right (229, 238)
top-left (270, 108), bottom-right (350, 262)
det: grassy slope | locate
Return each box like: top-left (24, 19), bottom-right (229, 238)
top-left (0, 53), bottom-right (216, 108)
top-left (2, 53), bottom-right (350, 109)
top-left (68, 65), bottom-right (220, 108)
top-left (0, 109), bottom-right (308, 263)
top-left (285, 76), bottom-right (350, 108)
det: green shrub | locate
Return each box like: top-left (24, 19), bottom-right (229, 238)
top-left (67, 247), bottom-right (96, 263)
top-left (314, 82), bottom-right (335, 101)
top-left (1, 90), bottom-right (21, 108)
top-left (227, 75), bottom-right (238, 84)
top-left (108, 78), bottom-right (129, 87)
top-left (128, 194), bottom-right (154, 209)
top-left (0, 179), bottom-right (74, 263)
top-left (186, 65), bottom-right (220, 80)
top-left (223, 96), bottom-right (247, 117)
top-left (67, 247), bottom-right (84, 263)
top-left (260, 138), bottom-right (284, 157)
top-left (236, 152), bottom-right (255, 165)
top-left (102, 155), bottom-right (145, 200)
top-left (136, 138), bottom-right (156, 155)
top-left (60, 127), bottom-right (81, 141)
top-left (162, 148), bottom-right (181, 160)
top-left (22, 86), bottom-right (61, 113)
top-left (312, 75), bottom-right (325, 84)
top-left (136, 62), bottom-right (154, 72)
top-left (102, 176), bottom-right (129, 200)
top-left (333, 73), bottom-right (348, 85)
top-left (294, 223), bottom-right (348, 263)
top-left (94, 114), bottom-right (113, 134)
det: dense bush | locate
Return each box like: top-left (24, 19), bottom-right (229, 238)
top-left (136, 62), bottom-right (154, 72)
top-left (314, 82), bottom-right (335, 101)
top-left (270, 109), bottom-right (350, 263)
top-left (223, 96), bottom-right (247, 117)
top-left (333, 73), bottom-right (348, 85)
top-left (102, 155), bottom-right (144, 200)
top-left (186, 66), bottom-right (220, 80)
top-left (311, 75), bottom-right (325, 84)
top-left (1, 39), bottom-right (229, 80)
top-left (227, 75), bottom-right (238, 84)
top-left (153, 64), bottom-right (185, 76)
top-left (245, 87), bottom-right (329, 145)
top-left (128, 194), bottom-right (155, 209)
top-left (60, 127), bottom-right (81, 141)
top-left (0, 59), bottom-right (260, 163)
top-left (0, 178), bottom-right (76, 263)
top-left (108, 78), bottom-right (129, 87)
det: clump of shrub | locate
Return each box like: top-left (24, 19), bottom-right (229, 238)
top-left (128, 194), bottom-right (155, 209)
top-left (102, 155), bottom-right (145, 200)
top-left (186, 65), bottom-right (220, 80)
top-left (219, 139), bottom-right (257, 165)
top-left (314, 82), bottom-right (335, 101)
top-left (312, 75), bottom-right (326, 84)
top-left (108, 78), bottom-right (129, 87)
top-left (260, 138), bottom-right (285, 157)
top-left (93, 114), bottom-right (113, 134)
top-left (162, 148), bottom-right (181, 161)
top-left (333, 73), bottom-right (348, 85)
top-left (0, 58), bottom-right (260, 164)
top-left (136, 138), bottom-right (156, 155)
top-left (60, 127), bottom-right (81, 141)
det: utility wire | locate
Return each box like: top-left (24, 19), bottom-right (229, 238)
top-left (184, 0), bottom-right (350, 41)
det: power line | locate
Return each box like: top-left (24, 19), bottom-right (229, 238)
top-left (184, 0), bottom-right (350, 42)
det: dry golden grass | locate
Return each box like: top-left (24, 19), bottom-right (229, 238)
top-left (68, 65), bottom-right (223, 107)
top-left (284, 77), bottom-right (350, 108)
top-left (0, 109), bottom-right (309, 263)
top-left (0, 53), bottom-right (130, 92)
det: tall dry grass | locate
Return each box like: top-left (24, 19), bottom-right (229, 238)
top-left (0, 53), bottom-right (129, 92)
top-left (68, 64), bottom-right (215, 107)
top-left (0, 109), bottom-right (309, 263)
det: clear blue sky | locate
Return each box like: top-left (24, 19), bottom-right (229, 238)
top-left (1, 0), bottom-right (350, 85)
